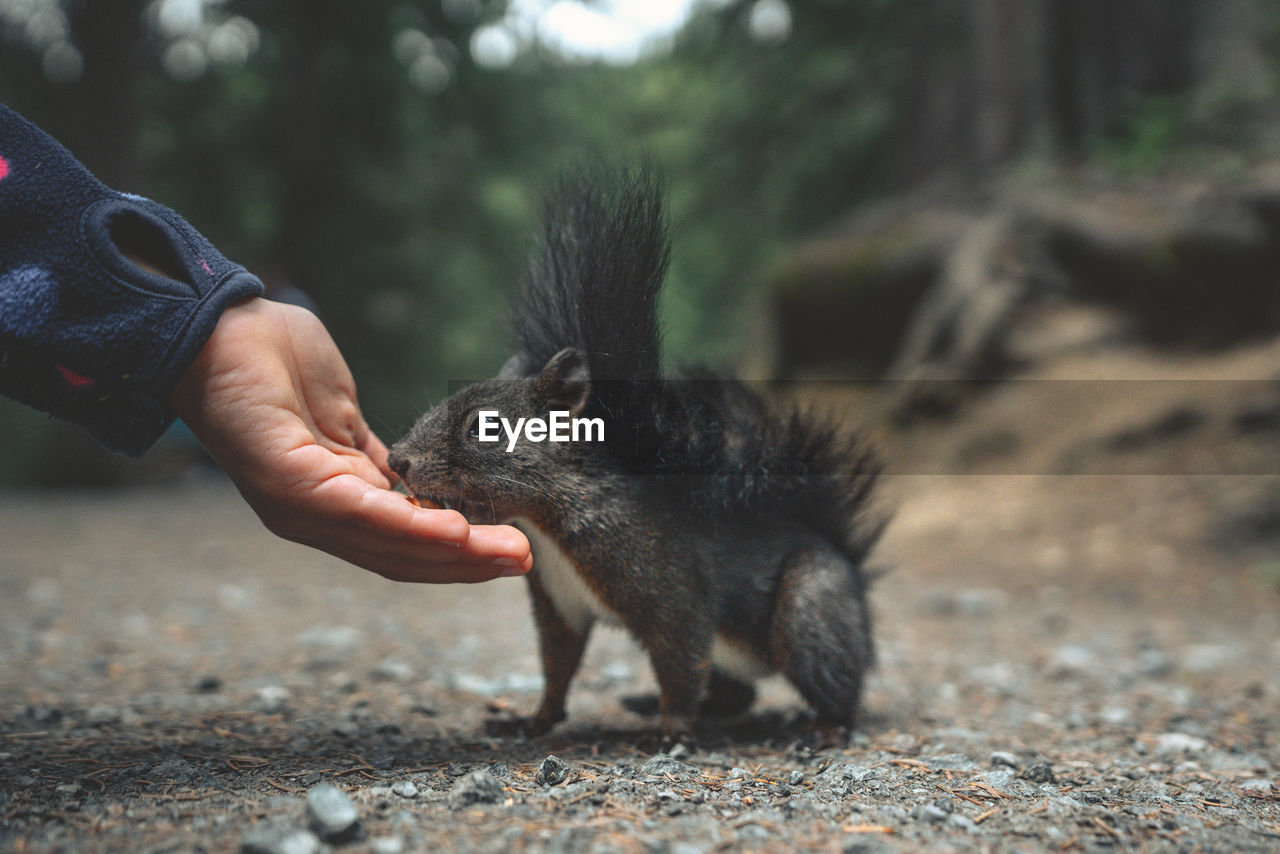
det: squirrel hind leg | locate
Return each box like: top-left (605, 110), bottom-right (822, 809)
top-left (701, 670), bottom-right (757, 717)
top-left (620, 670), bottom-right (756, 718)
top-left (769, 550), bottom-right (875, 727)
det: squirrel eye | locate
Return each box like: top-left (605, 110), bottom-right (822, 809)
top-left (466, 414), bottom-right (481, 440)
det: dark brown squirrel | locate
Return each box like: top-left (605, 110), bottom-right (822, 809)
top-left (387, 169), bottom-right (884, 738)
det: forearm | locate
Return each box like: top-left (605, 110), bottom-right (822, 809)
top-left (0, 102), bottom-right (263, 455)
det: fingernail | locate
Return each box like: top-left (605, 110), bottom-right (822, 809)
top-left (442, 540), bottom-right (464, 549)
top-left (498, 565), bottom-right (528, 577)
top-left (493, 557), bottom-right (522, 567)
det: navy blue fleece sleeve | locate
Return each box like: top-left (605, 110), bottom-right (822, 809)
top-left (0, 102), bottom-right (264, 456)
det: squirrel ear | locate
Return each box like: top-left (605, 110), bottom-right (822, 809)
top-left (537, 348), bottom-right (591, 415)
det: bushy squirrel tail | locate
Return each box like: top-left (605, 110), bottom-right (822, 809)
top-left (513, 166), bottom-right (668, 381)
top-left (511, 166), bottom-right (670, 461)
top-left (514, 168), bottom-right (883, 564)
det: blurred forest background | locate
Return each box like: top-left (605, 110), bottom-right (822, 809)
top-left (3, 0), bottom-right (1280, 486)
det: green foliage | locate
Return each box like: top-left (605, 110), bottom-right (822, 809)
top-left (1094, 94), bottom-right (1193, 174)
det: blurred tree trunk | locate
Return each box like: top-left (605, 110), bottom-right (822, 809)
top-left (970, 0), bottom-right (1042, 170)
top-left (62, 0), bottom-right (146, 187)
top-left (898, 0), bottom-right (1227, 179)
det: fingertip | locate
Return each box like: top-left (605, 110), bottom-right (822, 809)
top-left (415, 506), bottom-right (469, 547)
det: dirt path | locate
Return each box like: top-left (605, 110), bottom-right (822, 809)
top-left (2, 339), bottom-right (1280, 852)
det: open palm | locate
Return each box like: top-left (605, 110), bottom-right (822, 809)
top-left (169, 298), bottom-right (531, 582)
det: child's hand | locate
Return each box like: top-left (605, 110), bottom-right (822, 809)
top-left (170, 297), bottom-right (531, 582)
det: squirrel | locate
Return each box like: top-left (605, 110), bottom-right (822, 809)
top-left (387, 169), bottom-right (884, 739)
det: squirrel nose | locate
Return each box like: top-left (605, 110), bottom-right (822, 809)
top-left (386, 449), bottom-right (410, 480)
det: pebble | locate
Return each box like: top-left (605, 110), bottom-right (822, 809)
top-left (990, 751), bottom-right (1020, 769)
top-left (1048, 644), bottom-right (1094, 677)
top-left (536, 755), bottom-right (570, 787)
top-left (85, 703), bottom-right (121, 725)
top-left (913, 803), bottom-right (950, 822)
top-left (789, 770), bottom-right (805, 786)
top-left (305, 783), bottom-right (360, 843)
top-left (372, 659), bottom-right (413, 682)
top-left (919, 587), bottom-right (1008, 617)
top-left (1137, 649), bottom-right (1175, 678)
top-left (1238, 778), bottom-right (1275, 793)
top-left (447, 770), bottom-right (505, 809)
top-left (818, 763), bottom-right (878, 783)
top-left (255, 685), bottom-right (291, 710)
top-left (640, 754), bottom-right (695, 778)
top-left (296, 626), bottom-right (362, 649)
top-left (1022, 762), bottom-right (1056, 784)
top-left (448, 672), bottom-right (544, 697)
top-left (1155, 732), bottom-right (1209, 757)
top-left (194, 675), bottom-right (222, 694)
top-left (240, 822), bottom-right (320, 854)
top-left (1182, 644), bottom-right (1232, 674)
top-left (924, 754), bottom-right (978, 772)
top-left (391, 781), bottom-right (419, 799)
top-left (370, 838), bottom-right (405, 854)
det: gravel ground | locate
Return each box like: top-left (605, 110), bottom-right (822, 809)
top-left (3, 340), bottom-right (1280, 853)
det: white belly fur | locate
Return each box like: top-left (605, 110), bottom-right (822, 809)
top-left (514, 518), bottom-right (774, 682)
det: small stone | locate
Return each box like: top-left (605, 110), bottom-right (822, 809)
top-left (1182, 644), bottom-right (1232, 674)
top-left (1022, 762), bottom-right (1056, 784)
top-left (85, 703), bottom-right (121, 725)
top-left (447, 770), bottom-right (505, 809)
top-left (1155, 732), bottom-right (1208, 757)
top-left (667, 742), bottom-right (691, 760)
top-left (370, 838), bottom-right (405, 854)
top-left (728, 767), bottom-right (750, 780)
top-left (390, 781), bottom-right (419, 799)
top-left (256, 685), bottom-right (290, 709)
top-left (296, 626), bottom-right (363, 649)
top-left (990, 751), bottom-right (1020, 769)
top-left (305, 783), bottom-right (360, 843)
top-left (1098, 706), bottom-right (1131, 726)
top-left (789, 770), bottom-right (805, 786)
top-left (241, 822), bottom-right (320, 854)
top-left (372, 659), bottom-right (413, 682)
top-left (1239, 778), bottom-right (1275, 793)
top-left (914, 803), bottom-right (949, 822)
top-left (535, 755), bottom-right (570, 787)
top-left (194, 675), bottom-right (222, 694)
top-left (1048, 645), bottom-right (1094, 677)
top-left (640, 754), bottom-right (695, 778)
top-left (1137, 649), bottom-right (1175, 678)
top-left (925, 754), bottom-right (978, 772)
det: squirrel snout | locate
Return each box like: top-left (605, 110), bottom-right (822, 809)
top-left (386, 448), bottom-right (411, 480)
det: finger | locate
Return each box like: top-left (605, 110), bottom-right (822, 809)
top-left (459, 524), bottom-right (534, 568)
top-left (357, 428), bottom-right (396, 483)
top-left (311, 475), bottom-right (534, 565)
top-left (281, 530), bottom-right (529, 584)
top-left (311, 474), bottom-right (473, 547)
